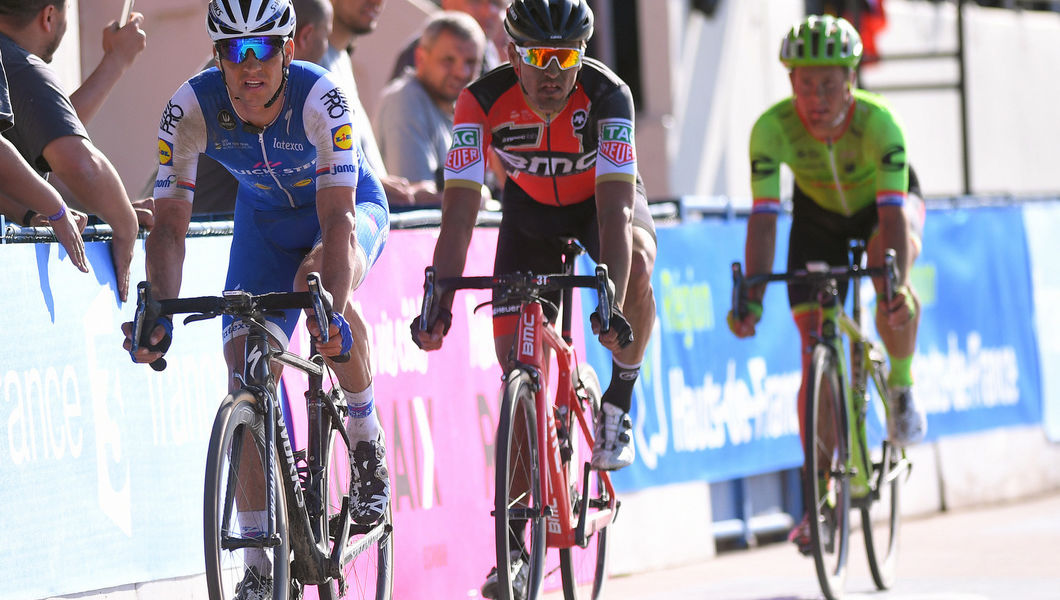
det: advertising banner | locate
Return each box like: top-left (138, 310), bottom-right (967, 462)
top-left (592, 206), bottom-right (1043, 494)
top-left (1023, 202), bottom-right (1060, 442)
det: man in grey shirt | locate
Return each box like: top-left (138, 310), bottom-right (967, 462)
top-left (374, 11), bottom-right (484, 209)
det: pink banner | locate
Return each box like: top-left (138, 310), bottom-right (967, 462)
top-left (280, 228), bottom-right (593, 598)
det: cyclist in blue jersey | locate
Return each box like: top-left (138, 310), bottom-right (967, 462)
top-left (121, 1), bottom-right (390, 595)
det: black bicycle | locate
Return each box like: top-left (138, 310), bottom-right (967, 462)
top-left (131, 273), bottom-right (393, 599)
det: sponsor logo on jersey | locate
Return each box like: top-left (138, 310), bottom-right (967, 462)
top-left (321, 87), bottom-right (349, 119)
top-left (158, 139), bottom-right (173, 165)
top-left (273, 139), bottom-right (305, 152)
top-left (254, 183), bottom-right (271, 190)
top-left (159, 101), bottom-right (184, 135)
top-left (331, 164), bottom-right (357, 175)
top-left (750, 154), bottom-right (776, 179)
top-left (154, 174), bottom-right (176, 190)
top-left (598, 120), bottom-right (635, 167)
top-left (294, 178), bottom-right (313, 187)
top-left (177, 180), bottom-right (195, 192)
top-left (571, 109), bottom-right (588, 131)
top-left (881, 144), bottom-right (906, 172)
top-left (493, 123), bottom-right (541, 148)
top-left (217, 109), bottom-right (237, 131)
top-left (446, 126), bottom-right (482, 171)
top-left (496, 149), bottom-right (595, 177)
top-left (332, 124), bottom-right (353, 151)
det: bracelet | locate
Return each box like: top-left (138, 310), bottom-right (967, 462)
top-left (47, 203), bottom-right (66, 222)
top-left (21, 209), bottom-right (38, 226)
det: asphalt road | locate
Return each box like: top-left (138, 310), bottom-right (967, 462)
top-left (562, 491), bottom-right (1060, 600)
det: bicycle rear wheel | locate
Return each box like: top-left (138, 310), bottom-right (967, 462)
top-left (804, 344), bottom-right (851, 600)
top-left (204, 391), bottom-right (291, 600)
top-left (862, 369), bottom-right (904, 590)
top-left (559, 364), bottom-right (609, 600)
top-left (496, 369), bottom-right (547, 600)
top-left (318, 403), bottom-right (394, 600)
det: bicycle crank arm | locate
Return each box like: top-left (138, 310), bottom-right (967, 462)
top-left (221, 533), bottom-right (283, 551)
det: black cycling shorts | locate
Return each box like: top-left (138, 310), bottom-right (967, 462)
top-left (787, 166), bottom-right (923, 308)
top-left (492, 177), bottom-right (656, 322)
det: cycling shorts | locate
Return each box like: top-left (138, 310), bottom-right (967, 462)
top-left (491, 178), bottom-right (655, 336)
top-left (787, 166), bottom-right (924, 308)
top-left (221, 191), bottom-right (389, 347)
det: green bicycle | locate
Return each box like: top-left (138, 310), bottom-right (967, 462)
top-left (732, 240), bottom-right (913, 600)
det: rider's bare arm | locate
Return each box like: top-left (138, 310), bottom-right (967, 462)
top-left (431, 184), bottom-right (482, 311)
top-left (744, 212), bottom-right (778, 304)
top-left (144, 197), bottom-right (192, 300)
top-left (595, 179), bottom-right (635, 309)
top-left (315, 185), bottom-right (358, 309)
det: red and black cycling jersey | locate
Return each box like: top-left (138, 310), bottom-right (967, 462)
top-left (443, 57), bottom-right (638, 206)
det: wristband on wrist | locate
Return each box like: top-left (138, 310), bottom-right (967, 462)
top-left (47, 203), bottom-right (67, 222)
top-left (21, 209), bottom-right (38, 226)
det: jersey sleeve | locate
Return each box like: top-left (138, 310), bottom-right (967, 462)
top-left (443, 88), bottom-right (488, 192)
top-left (593, 84), bottom-right (637, 185)
top-left (748, 111), bottom-right (784, 215)
top-left (155, 81), bottom-right (206, 202)
top-left (304, 71), bottom-right (362, 191)
top-left (866, 105), bottom-right (909, 208)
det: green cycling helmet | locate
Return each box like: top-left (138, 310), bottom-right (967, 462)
top-left (779, 14), bottom-right (863, 69)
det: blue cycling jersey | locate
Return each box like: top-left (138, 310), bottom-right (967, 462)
top-left (153, 60), bottom-right (389, 345)
top-left (155, 60), bottom-right (384, 212)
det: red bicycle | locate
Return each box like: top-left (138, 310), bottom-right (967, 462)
top-left (419, 240), bottom-right (621, 600)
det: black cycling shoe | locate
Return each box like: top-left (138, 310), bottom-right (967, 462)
top-left (349, 438), bottom-right (391, 524)
top-left (480, 550), bottom-right (529, 600)
top-left (234, 566), bottom-right (272, 600)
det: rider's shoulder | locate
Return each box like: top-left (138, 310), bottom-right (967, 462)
top-left (576, 57), bottom-right (632, 101)
top-left (852, 89), bottom-right (905, 132)
top-left (751, 97), bottom-right (799, 137)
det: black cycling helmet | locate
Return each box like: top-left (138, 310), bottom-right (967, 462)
top-left (504, 0), bottom-right (594, 45)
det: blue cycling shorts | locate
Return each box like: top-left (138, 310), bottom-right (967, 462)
top-left (222, 195), bottom-right (389, 347)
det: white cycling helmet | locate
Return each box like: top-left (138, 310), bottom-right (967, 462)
top-left (207, 0), bottom-right (296, 42)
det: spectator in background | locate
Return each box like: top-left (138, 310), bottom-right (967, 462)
top-left (179, 0), bottom-right (335, 217)
top-left (325, 0), bottom-right (424, 210)
top-left (388, 0), bottom-right (508, 81)
top-left (0, 46), bottom-right (87, 272)
top-left (0, 0), bottom-right (146, 301)
top-left (375, 11), bottom-right (485, 209)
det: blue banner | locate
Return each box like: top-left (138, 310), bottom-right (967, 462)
top-left (0, 239), bottom-right (231, 600)
top-left (913, 206), bottom-right (1041, 433)
top-left (584, 217), bottom-right (805, 491)
top-left (585, 206), bottom-right (1044, 493)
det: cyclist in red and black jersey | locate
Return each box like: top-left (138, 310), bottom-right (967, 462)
top-left (416, 0), bottom-right (657, 470)
top-left (413, 1), bottom-right (656, 594)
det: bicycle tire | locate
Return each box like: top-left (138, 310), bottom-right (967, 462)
top-left (495, 369), bottom-right (547, 600)
top-left (804, 344), bottom-right (851, 600)
top-left (559, 364), bottom-right (609, 600)
top-left (204, 391), bottom-right (291, 600)
top-left (318, 411), bottom-right (394, 600)
top-left (862, 369), bottom-right (904, 590)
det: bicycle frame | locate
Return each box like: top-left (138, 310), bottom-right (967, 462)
top-left (512, 300), bottom-right (619, 550)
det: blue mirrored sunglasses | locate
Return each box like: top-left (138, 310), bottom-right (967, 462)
top-left (215, 37), bottom-right (285, 64)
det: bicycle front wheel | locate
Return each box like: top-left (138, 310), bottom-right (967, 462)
top-left (805, 344), bottom-right (851, 600)
top-left (559, 363), bottom-right (609, 600)
top-left (319, 409), bottom-right (394, 600)
top-left (495, 369), bottom-right (547, 600)
top-left (204, 391), bottom-right (291, 600)
top-left (862, 369), bottom-right (904, 590)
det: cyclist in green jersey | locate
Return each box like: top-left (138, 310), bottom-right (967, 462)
top-left (727, 14), bottom-right (927, 552)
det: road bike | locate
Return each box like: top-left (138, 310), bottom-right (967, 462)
top-left (731, 240), bottom-right (912, 600)
top-left (418, 240), bottom-right (620, 600)
top-left (131, 273), bottom-right (393, 599)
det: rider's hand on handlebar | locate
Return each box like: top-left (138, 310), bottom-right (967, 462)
top-left (727, 301), bottom-right (762, 338)
top-left (880, 285), bottom-right (917, 330)
top-left (590, 307), bottom-right (634, 351)
top-left (121, 317), bottom-right (173, 364)
top-left (307, 311), bottom-right (354, 357)
top-left (410, 308), bottom-right (452, 351)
